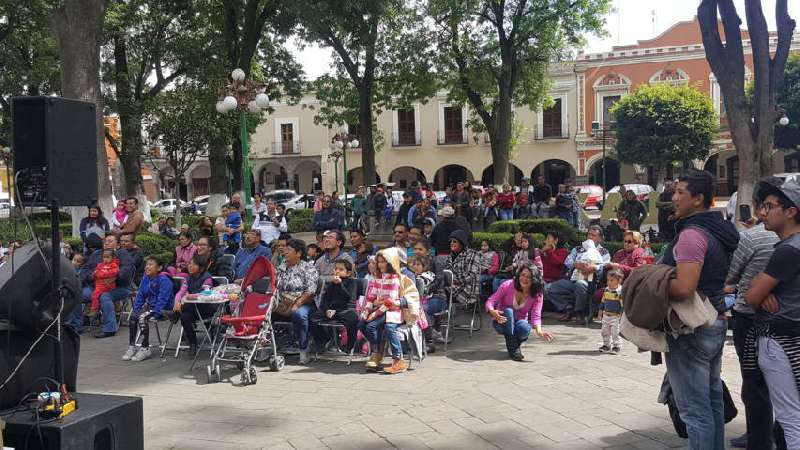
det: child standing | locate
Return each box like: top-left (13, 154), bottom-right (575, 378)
top-left (89, 249), bottom-right (119, 317)
top-left (599, 269), bottom-right (624, 354)
top-left (310, 260), bottom-right (358, 352)
top-left (122, 257), bottom-right (174, 362)
top-left (174, 255), bottom-right (214, 357)
top-left (223, 206), bottom-right (242, 253)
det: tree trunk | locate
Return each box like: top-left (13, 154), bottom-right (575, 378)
top-left (207, 139), bottom-right (229, 216)
top-left (53, 0), bottom-right (111, 236)
top-left (359, 85), bottom-right (377, 186)
top-left (491, 93), bottom-right (513, 185)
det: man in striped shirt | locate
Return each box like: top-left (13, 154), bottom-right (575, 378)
top-left (725, 177), bottom-right (783, 450)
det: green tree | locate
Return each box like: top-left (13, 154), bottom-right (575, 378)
top-left (428, 0), bottom-right (610, 185)
top-left (0, 0), bottom-right (60, 148)
top-left (775, 53), bottom-right (800, 151)
top-left (292, 0), bottom-right (437, 186)
top-left (612, 84), bottom-right (718, 173)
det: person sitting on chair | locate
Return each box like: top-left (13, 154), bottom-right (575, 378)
top-left (174, 255), bottom-right (214, 357)
top-left (310, 260), bottom-right (358, 353)
top-left (122, 257), bottom-right (174, 362)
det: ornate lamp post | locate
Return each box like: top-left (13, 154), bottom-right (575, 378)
top-left (328, 125), bottom-right (359, 209)
top-left (215, 68), bottom-right (270, 221)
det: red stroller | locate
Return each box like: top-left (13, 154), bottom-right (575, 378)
top-left (206, 256), bottom-right (284, 385)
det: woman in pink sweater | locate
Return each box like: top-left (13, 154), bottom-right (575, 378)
top-left (485, 262), bottom-right (554, 361)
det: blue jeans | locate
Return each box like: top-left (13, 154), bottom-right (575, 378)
top-left (499, 209), bottom-right (514, 221)
top-left (291, 303), bottom-right (316, 351)
top-left (492, 308), bottom-right (531, 341)
top-left (359, 315), bottom-right (402, 359)
top-left (422, 297), bottom-right (447, 318)
top-left (665, 319), bottom-right (727, 450)
top-left (68, 285), bottom-right (130, 333)
top-left (544, 279), bottom-right (589, 313)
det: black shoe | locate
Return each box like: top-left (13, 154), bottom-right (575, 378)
top-left (729, 433), bottom-right (747, 448)
top-left (93, 331), bottom-right (115, 339)
top-left (187, 344), bottom-right (198, 357)
top-left (574, 314), bottom-right (586, 326)
top-left (511, 345), bottom-right (524, 361)
top-left (504, 335), bottom-right (515, 357)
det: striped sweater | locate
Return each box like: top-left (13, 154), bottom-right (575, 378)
top-left (363, 274), bottom-right (402, 324)
top-left (725, 224), bottom-right (779, 315)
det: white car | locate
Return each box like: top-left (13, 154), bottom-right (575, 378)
top-left (152, 198), bottom-right (184, 214)
top-left (264, 190), bottom-right (308, 212)
top-left (606, 184), bottom-right (654, 201)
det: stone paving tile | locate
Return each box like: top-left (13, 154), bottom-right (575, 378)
top-left (76, 314), bottom-right (751, 449)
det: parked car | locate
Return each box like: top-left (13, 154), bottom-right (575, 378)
top-left (194, 194), bottom-right (229, 214)
top-left (263, 190), bottom-right (307, 213)
top-left (607, 184), bottom-right (654, 202)
top-left (574, 184), bottom-right (603, 210)
top-left (152, 198), bottom-right (185, 214)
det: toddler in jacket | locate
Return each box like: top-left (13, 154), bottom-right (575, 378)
top-left (599, 269), bottom-right (624, 354)
top-left (89, 249), bottom-right (119, 317)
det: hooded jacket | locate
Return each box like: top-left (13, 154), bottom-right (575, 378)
top-left (660, 211), bottom-right (739, 312)
top-left (377, 247), bottom-right (420, 325)
top-left (441, 230), bottom-right (484, 305)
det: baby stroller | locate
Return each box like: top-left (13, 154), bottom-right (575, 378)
top-left (206, 256), bottom-right (284, 385)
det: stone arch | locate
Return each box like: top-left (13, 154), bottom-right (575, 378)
top-left (388, 166), bottom-right (426, 189)
top-left (480, 163), bottom-right (524, 187)
top-left (295, 160), bottom-right (322, 194)
top-left (432, 164), bottom-right (475, 190)
top-left (587, 157), bottom-right (621, 190)
top-left (257, 162), bottom-right (290, 193)
top-left (347, 167), bottom-right (382, 189)
top-left (531, 159), bottom-right (576, 194)
top-left (593, 72), bottom-right (632, 89)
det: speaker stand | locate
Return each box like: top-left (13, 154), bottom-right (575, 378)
top-left (49, 200), bottom-right (74, 414)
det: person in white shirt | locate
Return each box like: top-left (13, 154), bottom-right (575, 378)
top-left (253, 200), bottom-right (287, 246)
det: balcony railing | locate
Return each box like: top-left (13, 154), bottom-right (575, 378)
top-left (392, 131), bottom-right (421, 147)
top-left (271, 141), bottom-right (301, 155)
top-left (437, 130), bottom-right (467, 145)
top-left (535, 124), bottom-right (570, 140)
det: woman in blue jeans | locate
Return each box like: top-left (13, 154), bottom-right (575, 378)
top-left (485, 263), bottom-right (553, 360)
top-left (273, 239), bottom-right (319, 365)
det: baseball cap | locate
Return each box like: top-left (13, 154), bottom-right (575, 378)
top-left (760, 180), bottom-right (800, 210)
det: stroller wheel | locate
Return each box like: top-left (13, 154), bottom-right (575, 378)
top-left (269, 355), bottom-right (285, 372)
top-left (206, 365), bottom-right (215, 384)
top-left (249, 368), bottom-right (257, 384)
top-left (240, 369), bottom-right (251, 385)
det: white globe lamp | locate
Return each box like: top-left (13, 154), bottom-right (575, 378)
top-left (231, 68), bottom-right (245, 82)
top-left (222, 95), bottom-right (238, 111)
top-left (255, 93), bottom-right (270, 108)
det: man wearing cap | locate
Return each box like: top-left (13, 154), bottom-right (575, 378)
top-left (745, 179), bottom-right (800, 449)
top-left (233, 229), bottom-right (272, 281)
top-left (431, 205), bottom-right (469, 256)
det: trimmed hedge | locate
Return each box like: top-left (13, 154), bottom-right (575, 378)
top-left (288, 208), bottom-right (313, 233)
top-left (472, 231), bottom-right (666, 259)
top-left (487, 218), bottom-right (580, 245)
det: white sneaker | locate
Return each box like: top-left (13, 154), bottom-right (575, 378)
top-left (298, 350), bottom-right (310, 365)
top-left (121, 346), bottom-right (137, 361)
top-left (131, 347), bottom-right (151, 362)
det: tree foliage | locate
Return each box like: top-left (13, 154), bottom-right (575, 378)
top-left (612, 84), bottom-right (718, 167)
top-left (428, 0), bottom-right (610, 184)
top-left (775, 53), bottom-right (800, 151)
top-left (292, 0), bottom-right (437, 185)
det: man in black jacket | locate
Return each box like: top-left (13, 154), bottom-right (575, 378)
top-left (430, 206), bottom-right (470, 256)
top-left (68, 234), bottom-right (135, 338)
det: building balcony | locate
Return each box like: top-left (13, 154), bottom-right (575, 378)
top-left (271, 141), bottom-right (301, 155)
top-left (437, 131), bottom-right (468, 145)
top-left (535, 124), bottom-right (571, 140)
top-left (392, 131), bottom-right (421, 147)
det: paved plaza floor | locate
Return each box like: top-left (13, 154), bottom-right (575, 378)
top-left (77, 314), bottom-right (748, 449)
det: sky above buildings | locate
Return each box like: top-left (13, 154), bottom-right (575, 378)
top-left (292, 0), bottom-right (800, 80)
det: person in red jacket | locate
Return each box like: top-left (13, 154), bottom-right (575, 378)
top-left (89, 249), bottom-right (120, 317)
top-left (540, 231), bottom-right (569, 284)
top-left (497, 184), bottom-right (516, 221)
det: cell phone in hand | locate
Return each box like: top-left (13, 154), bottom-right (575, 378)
top-left (739, 204), bottom-right (752, 222)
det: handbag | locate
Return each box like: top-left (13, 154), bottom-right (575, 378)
top-left (274, 292), bottom-right (301, 317)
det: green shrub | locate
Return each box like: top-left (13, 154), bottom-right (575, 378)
top-left (487, 218), bottom-right (580, 245)
top-left (289, 208), bottom-right (313, 220)
top-left (65, 237), bottom-right (83, 253)
top-left (288, 217), bottom-right (311, 233)
top-left (471, 232), bottom-right (513, 251)
top-left (135, 233), bottom-right (176, 258)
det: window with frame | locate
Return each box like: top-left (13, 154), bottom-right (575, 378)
top-left (443, 106), bottom-right (463, 144)
top-left (542, 99), bottom-right (563, 138)
top-left (397, 108), bottom-right (416, 145)
top-left (602, 96), bottom-right (620, 125)
top-left (280, 123), bottom-right (294, 153)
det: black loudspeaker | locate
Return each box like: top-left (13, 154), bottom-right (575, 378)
top-left (3, 393), bottom-right (143, 450)
top-left (11, 96), bottom-right (98, 207)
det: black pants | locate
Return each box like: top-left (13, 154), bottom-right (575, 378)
top-left (732, 311), bottom-right (786, 450)
top-left (129, 311), bottom-right (150, 347)
top-left (310, 309), bottom-right (359, 352)
top-left (179, 304), bottom-right (218, 346)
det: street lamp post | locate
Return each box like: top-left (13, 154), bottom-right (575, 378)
top-left (591, 121), bottom-right (615, 200)
top-left (215, 68), bottom-right (270, 221)
top-left (329, 127), bottom-right (360, 222)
